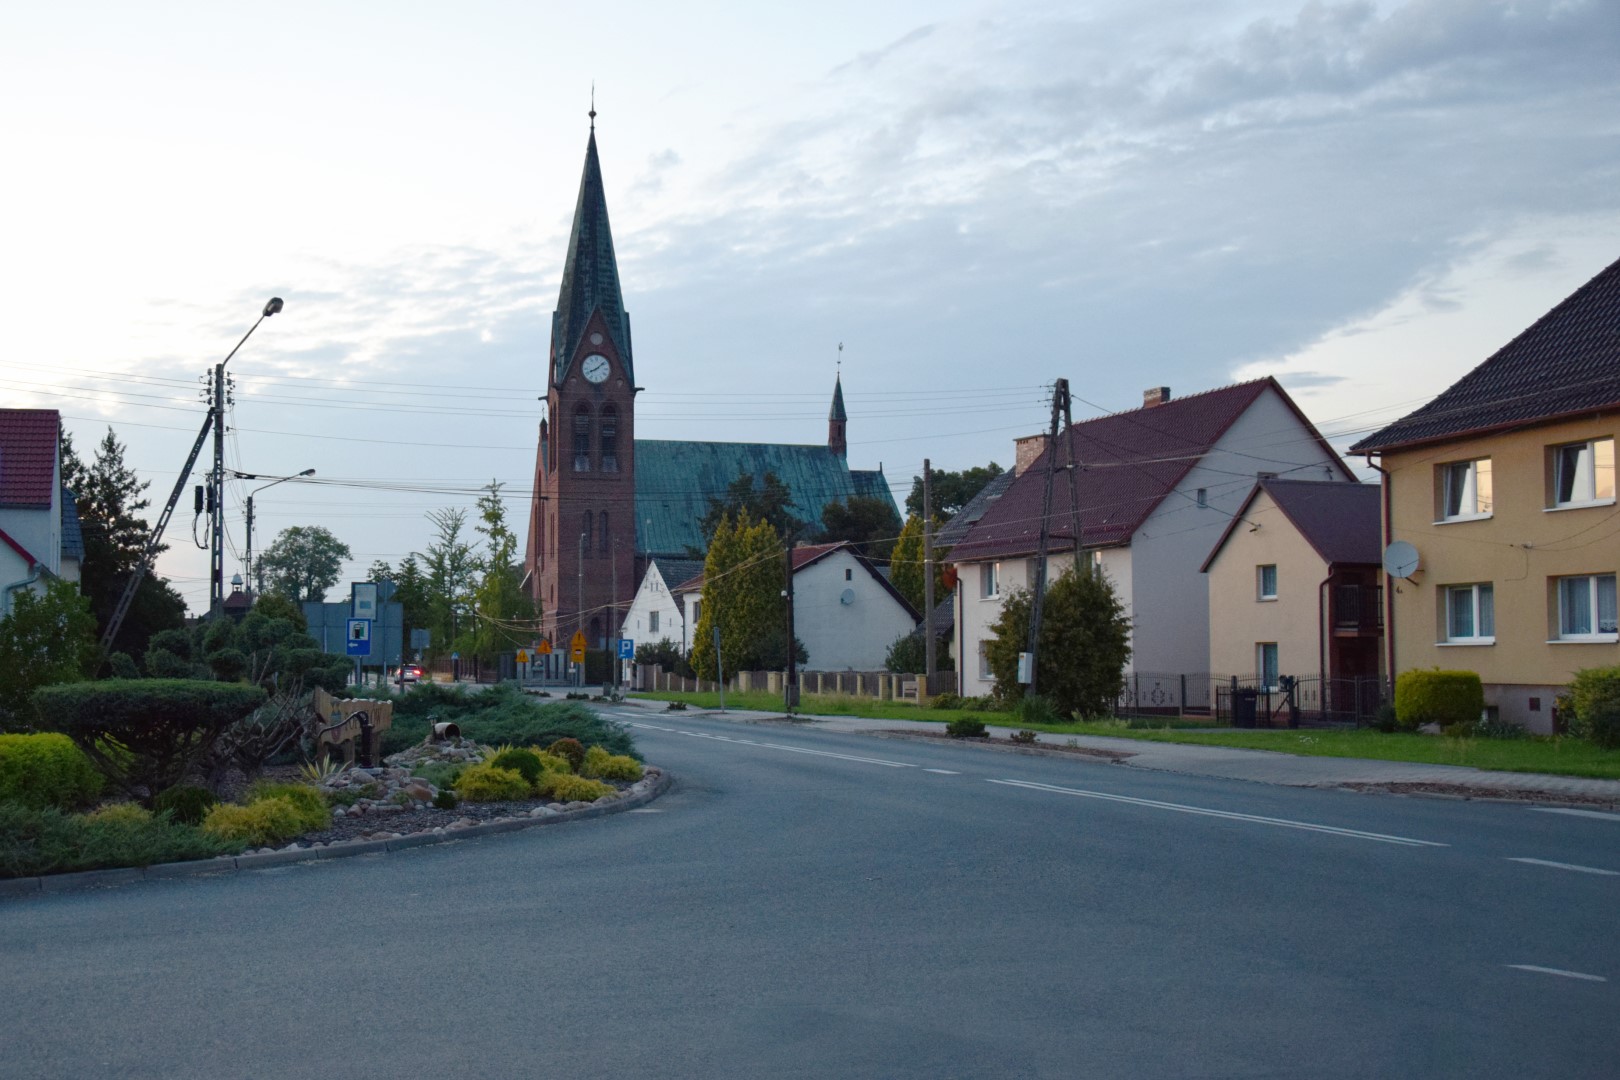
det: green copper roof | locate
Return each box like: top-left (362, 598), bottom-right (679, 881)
top-left (829, 374), bottom-right (847, 422)
top-left (634, 439), bottom-right (895, 558)
top-left (553, 130), bottom-right (633, 383)
top-left (849, 468), bottom-right (892, 503)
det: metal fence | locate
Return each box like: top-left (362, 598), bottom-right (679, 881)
top-left (1211, 674), bottom-right (1391, 728)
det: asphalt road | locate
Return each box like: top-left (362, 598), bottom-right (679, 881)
top-left (1, 708), bottom-right (1615, 1079)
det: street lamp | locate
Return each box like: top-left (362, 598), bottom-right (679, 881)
top-left (232, 468), bottom-right (316, 594)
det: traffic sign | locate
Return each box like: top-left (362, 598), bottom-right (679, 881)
top-left (346, 618), bottom-right (372, 657)
top-left (516, 649), bottom-right (530, 664)
top-left (537, 638), bottom-right (553, 655)
top-left (569, 630), bottom-right (587, 663)
top-left (617, 638), bottom-right (634, 660)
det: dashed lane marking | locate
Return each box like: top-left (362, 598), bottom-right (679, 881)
top-left (627, 808), bottom-right (664, 814)
top-left (924, 769), bottom-right (961, 775)
top-left (1506, 965), bottom-right (1607, 982)
top-left (624, 721), bottom-right (916, 769)
top-left (1530, 807), bottom-right (1620, 822)
top-left (1506, 857), bottom-right (1619, 876)
top-left (986, 779), bottom-right (1448, 847)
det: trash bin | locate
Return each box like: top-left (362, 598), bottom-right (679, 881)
top-left (1232, 688), bottom-right (1259, 728)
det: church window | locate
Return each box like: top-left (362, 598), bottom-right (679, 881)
top-left (601, 405), bottom-right (619, 473)
top-left (581, 510), bottom-right (593, 557)
top-left (573, 405), bottom-right (593, 471)
top-left (600, 511), bottom-right (610, 554)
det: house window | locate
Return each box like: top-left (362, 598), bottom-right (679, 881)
top-left (1196, 488), bottom-right (1207, 507)
top-left (1439, 459), bottom-right (1492, 520)
top-left (845, 568), bottom-right (852, 581)
top-left (980, 563), bottom-right (1000, 598)
top-left (692, 600), bottom-right (701, 623)
top-left (649, 611), bottom-right (660, 635)
top-left (1257, 564), bottom-right (1278, 600)
top-left (1256, 643), bottom-right (1278, 691)
top-left (600, 405), bottom-right (619, 473)
top-left (573, 405), bottom-right (593, 472)
top-left (1552, 438), bottom-right (1615, 507)
top-left (1556, 574), bottom-right (1618, 639)
top-left (1443, 583), bottom-right (1495, 642)
top-left (978, 640), bottom-right (992, 680)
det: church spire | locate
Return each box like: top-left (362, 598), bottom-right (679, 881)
top-left (828, 357), bottom-right (847, 457)
top-left (552, 117), bottom-right (632, 384)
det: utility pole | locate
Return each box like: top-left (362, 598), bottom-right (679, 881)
top-left (783, 533), bottom-right (799, 712)
top-left (923, 458), bottom-right (936, 685)
top-left (577, 530), bottom-right (586, 691)
top-left (610, 537), bottom-right (619, 694)
top-left (209, 360), bottom-right (229, 614)
top-left (1025, 379), bottom-right (1067, 697)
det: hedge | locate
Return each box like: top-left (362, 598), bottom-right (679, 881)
top-left (1394, 670), bottom-right (1485, 732)
top-left (1567, 666), bottom-right (1620, 749)
top-left (0, 733), bottom-right (105, 810)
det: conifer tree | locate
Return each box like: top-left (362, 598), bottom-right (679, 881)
top-left (889, 513), bottom-right (949, 613)
top-left (690, 510), bottom-right (785, 680)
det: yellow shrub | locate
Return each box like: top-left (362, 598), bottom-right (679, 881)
top-left (537, 772), bottom-right (615, 802)
top-left (246, 782), bottom-right (330, 832)
top-left (454, 763), bottom-right (531, 802)
top-left (81, 803), bottom-right (153, 826)
top-left (580, 746), bottom-right (643, 781)
top-left (202, 797), bottom-right (305, 845)
top-left (533, 751), bottom-right (571, 774)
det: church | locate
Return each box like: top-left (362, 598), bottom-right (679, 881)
top-left (523, 119), bottom-right (896, 651)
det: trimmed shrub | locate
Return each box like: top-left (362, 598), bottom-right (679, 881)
top-left (246, 782), bottom-right (330, 832)
top-left (931, 693), bottom-right (964, 710)
top-left (545, 737), bottom-right (586, 771)
top-left (1009, 729), bottom-right (1039, 745)
top-left (0, 802), bottom-right (243, 878)
top-left (81, 803), bottom-right (153, 826)
top-left (489, 747), bottom-right (545, 786)
top-left (581, 745), bottom-right (643, 781)
top-left (534, 751), bottom-right (571, 774)
top-left (454, 763), bottom-right (530, 802)
top-left (411, 762), bottom-right (466, 790)
top-left (432, 789), bottom-right (458, 810)
top-left (1567, 666), bottom-right (1620, 749)
top-left (537, 772), bottom-right (615, 802)
top-left (1394, 670), bottom-right (1484, 732)
top-left (0, 732), bottom-right (105, 809)
top-left (31, 680), bottom-right (267, 803)
top-left (381, 684), bottom-right (637, 758)
top-left (946, 717), bottom-right (987, 738)
top-left (201, 798), bottom-right (305, 846)
top-left (152, 785), bottom-right (219, 826)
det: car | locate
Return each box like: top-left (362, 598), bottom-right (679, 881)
top-left (399, 664), bottom-right (424, 684)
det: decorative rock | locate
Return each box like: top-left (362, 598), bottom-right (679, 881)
top-left (529, 806), bottom-right (556, 817)
top-left (400, 782), bottom-right (433, 803)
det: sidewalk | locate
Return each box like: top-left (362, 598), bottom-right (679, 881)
top-left (615, 698), bottom-right (1620, 804)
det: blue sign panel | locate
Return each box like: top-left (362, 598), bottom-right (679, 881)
top-left (346, 618), bottom-right (373, 656)
top-left (617, 638), bottom-right (634, 660)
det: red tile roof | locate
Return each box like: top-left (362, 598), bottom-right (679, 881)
top-left (0, 410), bottom-right (59, 508)
top-left (950, 378), bottom-right (1340, 562)
top-left (1201, 479), bottom-right (1381, 572)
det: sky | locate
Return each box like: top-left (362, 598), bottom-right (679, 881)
top-left (2, 0), bottom-right (1617, 614)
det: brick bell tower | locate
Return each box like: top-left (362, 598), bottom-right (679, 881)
top-left (526, 110), bottom-right (637, 653)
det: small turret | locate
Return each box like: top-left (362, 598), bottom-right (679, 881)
top-left (828, 373), bottom-right (847, 457)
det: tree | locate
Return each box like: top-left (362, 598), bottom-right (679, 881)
top-left (69, 425), bottom-right (186, 658)
top-left (817, 496), bottom-right (902, 560)
top-left (256, 526), bottom-right (352, 602)
top-left (0, 580), bottom-right (99, 727)
top-left (985, 563), bottom-right (1131, 717)
top-left (905, 461), bottom-right (1004, 520)
top-left (468, 480), bottom-right (539, 659)
top-left (698, 470), bottom-right (802, 549)
top-left (889, 514), bottom-right (950, 613)
top-left (689, 510), bottom-right (787, 680)
top-left (884, 627), bottom-right (953, 674)
top-left (418, 508), bottom-right (477, 656)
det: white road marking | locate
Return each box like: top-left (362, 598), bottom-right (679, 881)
top-left (1530, 807), bottom-right (1620, 822)
top-left (1506, 857), bottom-right (1620, 876)
top-left (924, 769), bottom-right (961, 775)
top-left (624, 722), bottom-right (916, 769)
top-left (1506, 965), bottom-right (1607, 982)
top-left (986, 779), bottom-right (1448, 847)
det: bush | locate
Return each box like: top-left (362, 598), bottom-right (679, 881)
top-left (432, 789), bottom-right (458, 810)
top-left (545, 737), bottom-right (586, 771)
top-left (1016, 695), bottom-right (1061, 727)
top-left (489, 748), bottom-right (545, 786)
top-left (82, 803), bottom-right (153, 826)
top-left (0, 802), bottom-right (243, 878)
top-left (411, 762), bottom-right (466, 790)
top-left (635, 638), bottom-right (694, 678)
top-left (0, 733), bottom-right (105, 809)
top-left (382, 684), bottom-right (637, 758)
top-left (201, 798), bottom-right (305, 846)
top-left (454, 763), bottom-right (531, 802)
top-left (245, 782), bottom-right (330, 832)
top-left (581, 745), bottom-right (643, 781)
top-left (1009, 729), bottom-right (1039, 745)
top-left (946, 717), bottom-right (987, 738)
top-left (31, 680), bottom-right (268, 804)
top-left (1394, 670), bottom-right (1484, 732)
top-left (537, 772), bottom-right (615, 802)
top-left (1369, 701), bottom-right (1399, 733)
top-left (152, 785), bottom-right (219, 826)
top-left (534, 751), bottom-right (571, 774)
top-left (1567, 666), bottom-right (1620, 749)
top-left (931, 693), bottom-right (963, 710)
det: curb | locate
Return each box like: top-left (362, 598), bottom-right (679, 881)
top-left (0, 767), bottom-right (673, 901)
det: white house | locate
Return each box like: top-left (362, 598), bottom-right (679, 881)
top-left (1, 409), bottom-right (81, 615)
top-left (949, 380), bottom-right (1354, 701)
top-left (619, 557), bottom-right (704, 653)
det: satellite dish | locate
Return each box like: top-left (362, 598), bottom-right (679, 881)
top-left (840, 588), bottom-right (855, 606)
top-left (1382, 540), bottom-right (1420, 579)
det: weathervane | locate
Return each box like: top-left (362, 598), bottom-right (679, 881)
top-left (589, 82), bottom-right (596, 130)
top-left (837, 341), bottom-right (843, 375)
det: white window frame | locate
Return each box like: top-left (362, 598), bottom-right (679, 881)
top-left (1441, 583), bottom-right (1495, 644)
top-left (1256, 643), bottom-right (1279, 692)
top-left (1438, 459), bottom-right (1493, 522)
top-left (1257, 564), bottom-right (1278, 601)
top-left (1553, 573), bottom-right (1618, 642)
top-left (1550, 438), bottom-right (1616, 510)
top-left (980, 562), bottom-right (1001, 599)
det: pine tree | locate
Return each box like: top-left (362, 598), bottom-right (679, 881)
top-left (469, 480), bottom-right (539, 658)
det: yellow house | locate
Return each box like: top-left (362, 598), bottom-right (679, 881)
top-left (1352, 255), bottom-right (1620, 732)
top-left (1201, 479), bottom-right (1383, 723)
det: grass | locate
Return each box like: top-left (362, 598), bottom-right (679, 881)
top-left (631, 690), bottom-right (1620, 780)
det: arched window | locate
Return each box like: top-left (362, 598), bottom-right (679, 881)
top-left (573, 404), bottom-right (593, 471)
top-left (600, 405), bottom-right (619, 472)
top-left (599, 510), bottom-right (610, 554)
top-left (581, 510), bottom-right (593, 557)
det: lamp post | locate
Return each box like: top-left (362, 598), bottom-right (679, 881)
top-left (209, 297), bottom-right (284, 613)
top-left (233, 468), bottom-right (316, 594)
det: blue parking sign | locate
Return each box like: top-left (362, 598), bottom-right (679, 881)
top-left (617, 638), bottom-right (634, 660)
top-left (346, 618), bottom-right (372, 656)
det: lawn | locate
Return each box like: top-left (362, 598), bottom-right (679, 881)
top-left (630, 690), bottom-right (1620, 780)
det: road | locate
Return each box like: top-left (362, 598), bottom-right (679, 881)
top-left (1, 708), bottom-right (1615, 1079)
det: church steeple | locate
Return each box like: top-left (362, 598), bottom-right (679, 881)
top-left (552, 125), bottom-right (632, 384)
top-left (828, 371), bottom-right (847, 457)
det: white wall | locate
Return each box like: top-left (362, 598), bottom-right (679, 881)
top-left (794, 550), bottom-right (918, 671)
top-left (621, 562), bottom-right (685, 652)
top-left (953, 552), bottom-right (1090, 697)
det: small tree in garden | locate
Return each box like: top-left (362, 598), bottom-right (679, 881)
top-left (32, 680), bottom-right (268, 805)
top-left (0, 580), bottom-right (99, 728)
top-left (985, 562), bottom-right (1131, 716)
top-left (689, 511), bottom-right (793, 679)
top-left (1564, 665), bottom-right (1620, 748)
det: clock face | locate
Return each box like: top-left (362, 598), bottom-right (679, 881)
top-left (581, 354), bottom-right (611, 383)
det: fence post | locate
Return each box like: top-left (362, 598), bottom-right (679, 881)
top-left (1179, 673), bottom-right (1186, 718)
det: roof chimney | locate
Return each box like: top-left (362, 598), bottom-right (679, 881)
top-left (1143, 387), bottom-right (1171, 408)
